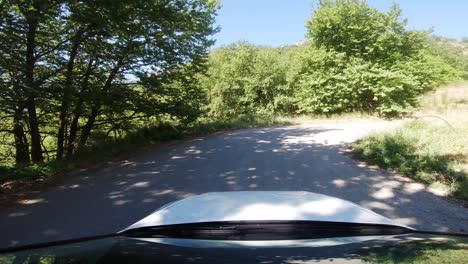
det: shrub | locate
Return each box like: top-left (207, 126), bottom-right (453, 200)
top-left (425, 36), bottom-right (468, 80)
top-left (201, 42), bottom-right (292, 118)
top-left (395, 53), bottom-right (462, 90)
top-left (353, 132), bottom-right (453, 179)
top-left (294, 48), bottom-right (421, 117)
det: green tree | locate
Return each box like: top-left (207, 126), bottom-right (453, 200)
top-left (202, 42), bottom-right (291, 118)
top-left (293, 48), bottom-right (420, 116)
top-left (295, 0), bottom-right (459, 117)
top-left (60, 0), bottom-right (219, 157)
top-left (0, 1), bottom-right (66, 163)
top-left (0, 0), bottom-right (219, 165)
top-left (307, 0), bottom-right (426, 64)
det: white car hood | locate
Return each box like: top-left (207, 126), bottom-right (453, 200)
top-left (121, 191), bottom-right (409, 232)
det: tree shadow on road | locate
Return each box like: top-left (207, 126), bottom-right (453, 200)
top-left (1, 126), bottom-right (467, 248)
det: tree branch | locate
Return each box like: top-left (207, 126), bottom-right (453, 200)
top-left (35, 37), bottom-right (71, 59)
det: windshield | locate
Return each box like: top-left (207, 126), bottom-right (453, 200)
top-left (0, 0), bottom-right (467, 262)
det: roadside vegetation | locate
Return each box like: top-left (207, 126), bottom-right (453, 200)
top-left (354, 83), bottom-right (468, 201)
top-left (360, 238), bottom-right (468, 264)
top-left (0, 114), bottom-right (291, 183)
top-left (1, 0), bottom-right (467, 184)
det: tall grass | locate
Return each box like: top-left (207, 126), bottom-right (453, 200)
top-left (354, 82), bottom-right (468, 201)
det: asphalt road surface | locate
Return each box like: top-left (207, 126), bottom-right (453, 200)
top-left (1, 120), bottom-right (467, 248)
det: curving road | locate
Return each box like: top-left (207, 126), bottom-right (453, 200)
top-left (0, 120), bottom-right (467, 248)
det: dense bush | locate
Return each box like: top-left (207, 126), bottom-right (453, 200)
top-left (425, 37), bottom-right (468, 79)
top-left (396, 53), bottom-right (461, 89)
top-left (201, 43), bottom-right (292, 118)
top-left (292, 0), bottom-right (463, 117)
top-left (293, 48), bottom-right (420, 117)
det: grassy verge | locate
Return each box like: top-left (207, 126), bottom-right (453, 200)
top-left (360, 238), bottom-right (468, 264)
top-left (353, 82), bottom-right (468, 201)
top-left (0, 114), bottom-right (293, 184)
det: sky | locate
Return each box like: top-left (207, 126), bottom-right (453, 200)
top-left (213, 0), bottom-right (468, 48)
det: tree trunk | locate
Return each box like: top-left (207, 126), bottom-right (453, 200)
top-left (24, 12), bottom-right (43, 162)
top-left (26, 97), bottom-right (42, 162)
top-left (78, 107), bottom-right (98, 149)
top-left (13, 107), bottom-right (30, 164)
top-left (66, 53), bottom-right (96, 157)
top-left (77, 58), bottom-right (124, 149)
top-left (66, 99), bottom-right (83, 157)
top-left (56, 30), bottom-right (83, 160)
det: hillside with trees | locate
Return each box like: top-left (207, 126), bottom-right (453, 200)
top-left (1, 0), bottom-right (467, 181)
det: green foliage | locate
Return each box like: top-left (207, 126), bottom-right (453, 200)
top-left (354, 130), bottom-right (449, 178)
top-left (138, 64), bottom-right (207, 126)
top-left (292, 0), bottom-right (462, 117)
top-left (201, 42), bottom-right (293, 118)
top-left (396, 53), bottom-right (461, 89)
top-left (306, 0), bottom-right (426, 64)
top-left (0, 162), bottom-right (63, 183)
top-left (293, 48), bottom-right (423, 117)
top-left (0, 0), bottom-right (219, 165)
top-left (0, 0), bottom-right (466, 171)
top-left (0, 123), bottom-right (183, 183)
top-left (425, 36), bottom-right (468, 79)
top-left (190, 114), bottom-right (292, 134)
top-left (0, 115), bottom-right (291, 183)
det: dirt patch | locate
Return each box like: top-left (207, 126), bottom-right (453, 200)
top-left (0, 178), bottom-right (54, 207)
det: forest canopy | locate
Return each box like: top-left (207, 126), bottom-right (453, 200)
top-left (0, 0), bottom-right (219, 164)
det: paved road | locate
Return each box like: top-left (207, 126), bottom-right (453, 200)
top-left (1, 121), bottom-right (467, 248)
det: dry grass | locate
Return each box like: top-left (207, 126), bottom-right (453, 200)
top-left (417, 82), bottom-right (468, 175)
top-left (418, 81), bottom-right (468, 115)
top-left (355, 82), bottom-right (468, 201)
